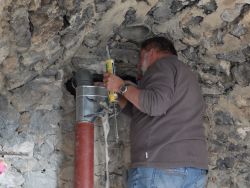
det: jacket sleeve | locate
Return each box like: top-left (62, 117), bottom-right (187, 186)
top-left (121, 101), bottom-right (133, 117)
top-left (138, 65), bottom-right (175, 116)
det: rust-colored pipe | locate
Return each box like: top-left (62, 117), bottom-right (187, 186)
top-left (75, 122), bottom-right (94, 188)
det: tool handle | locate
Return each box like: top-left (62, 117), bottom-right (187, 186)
top-left (105, 59), bottom-right (118, 103)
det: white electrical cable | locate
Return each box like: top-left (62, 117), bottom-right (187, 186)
top-left (101, 112), bottom-right (110, 188)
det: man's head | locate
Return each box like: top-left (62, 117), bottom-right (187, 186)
top-left (138, 36), bottom-right (177, 76)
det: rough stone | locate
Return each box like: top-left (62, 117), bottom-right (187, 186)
top-left (0, 39), bottom-right (10, 64)
top-left (221, 4), bottom-right (244, 23)
top-left (29, 110), bottom-right (61, 135)
top-left (94, 0), bottom-right (114, 13)
top-left (83, 32), bottom-right (101, 48)
top-left (216, 157), bottom-right (235, 170)
top-left (119, 24), bottom-right (151, 42)
top-left (62, 0), bottom-right (75, 11)
top-left (11, 158), bottom-right (39, 173)
top-left (171, 0), bottom-right (199, 14)
top-left (218, 60), bottom-right (231, 76)
top-left (0, 94), bottom-right (8, 112)
top-left (31, 16), bottom-right (63, 45)
top-left (59, 166), bottom-right (74, 182)
top-left (231, 63), bottom-right (250, 86)
top-left (123, 7), bottom-right (137, 25)
top-left (6, 70), bottom-right (38, 91)
top-left (11, 8), bottom-right (31, 49)
top-left (28, 0), bottom-right (41, 11)
top-left (198, 0), bottom-right (217, 15)
top-left (214, 110), bottom-right (234, 126)
top-left (216, 50), bottom-right (246, 63)
top-left (242, 46), bottom-right (250, 59)
top-left (17, 111), bottom-right (31, 133)
top-left (0, 169), bottom-right (25, 187)
top-left (10, 78), bottom-right (63, 112)
top-left (21, 51), bottom-right (45, 66)
top-left (3, 141), bottom-right (34, 158)
top-left (110, 48), bottom-right (139, 65)
top-left (149, 0), bottom-right (174, 23)
top-left (23, 169), bottom-right (57, 188)
top-left (230, 24), bottom-right (248, 38)
top-left (186, 16), bottom-right (204, 26)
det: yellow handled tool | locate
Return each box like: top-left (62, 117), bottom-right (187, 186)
top-left (105, 51), bottom-right (118, 103)
top-left (105, 46), bottom-right (119, 142)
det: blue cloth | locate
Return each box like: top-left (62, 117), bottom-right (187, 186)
top-left (128, 167), bottom-right (208, 188)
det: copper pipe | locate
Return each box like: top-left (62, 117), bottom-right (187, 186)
top-left (75, 122), bottom-right (94, 188)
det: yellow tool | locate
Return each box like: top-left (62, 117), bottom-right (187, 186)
top-left (105, 58), bottom-right (118, 103)
top-left (105, 46), bottom-right (119, 142)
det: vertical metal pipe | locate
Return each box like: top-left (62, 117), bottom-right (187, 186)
top-left (74, 69), bottom-right (107, 188)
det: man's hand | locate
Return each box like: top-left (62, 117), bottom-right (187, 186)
top-left (103, 73), bottom-right (124, 93)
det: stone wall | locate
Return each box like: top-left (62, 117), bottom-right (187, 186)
top-left (0, 0), bottom-right (249, 187)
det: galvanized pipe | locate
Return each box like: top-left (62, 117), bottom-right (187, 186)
top-left (74, 69), bottom-right (107, 188)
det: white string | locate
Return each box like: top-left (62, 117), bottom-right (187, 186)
top-left (101, 113), bottom-right (110, 188)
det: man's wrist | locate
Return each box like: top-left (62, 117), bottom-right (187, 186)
top-left (118, 82), bottom-right (129, 95)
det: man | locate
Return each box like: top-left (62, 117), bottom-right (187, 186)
top-left (103, 36), bottom-right (208, 188)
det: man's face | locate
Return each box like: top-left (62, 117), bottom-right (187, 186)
top-left (138, 49), bottom-right (149, 78)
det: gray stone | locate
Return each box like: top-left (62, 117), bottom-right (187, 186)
top-left (3, 141), bottom-right (34, 158)
top-left (123, 7), bottom-right (136, 25)
top-left (45, 35), bottom-right (63, 64)
top-left (228, 143), bottom-right (244, 152)
top-left (6, 71), bottom-right (38, 91)
top-left (171, 0), bottom-right (199, 14)
top-left (10, 78), bottom-right (63, 112)
top-left (62, 0), bottom-right (75, 11)
top-left (80, 4), bottom-right (95, 25)
top-left (221, 4), bottom-right (244, 22)
top-left (12, 158), bottom-right (39, 173)
top-left (231, 63), bottom-right (250, 87)
top-left (0, 169), bottom-right (25, 187)
top-left (201, 86), bottom-right (224, 96)
top-left (94, 0), bottom-right (114, 13)
top-left (83, 32), bottom-right (101, 48)
top-left (216, 157), bottom-right (235, 170)
top-left (119, 24), bottom-right (151, 42)
top-left (21, 50), bottom-right (45, 66)
top-left (149, 0), bottom-right (174, 23)
top-left (211, 27), bottom-right (227, 45)
top-left (29, 110), bottom-right (61, 135)
top-left (29, 0), bottom-right (42, 11)
top-left (230, 24), bottom-right (248, 38)
top-left (216, 50), bottom-right (246, 63)
top-left (59, 166), bottom-right (74, 181)
top-left (71, 56), bottom-right (104, 73)
top-left (23, 169), bottom-right (57, 188)
top-left (61, 32), bottom-right (79, 49)
top-left (110, 48), bottom-right (139, 65)
top-left (198, 0), bottom-right (217, 15)
top-left (186, 16), bottom-right (204, 26)
top-left (214, 110), bottom-right (234, 126)
top-left (0, 39), bottom-right (10, 64)
top-left (218, 60), bottom-right (231, 76)
top-left (0, 94), bottom-right (8, 112)
top-left (242, 46), bottom-right (250, 59)
top-left (181, 46), bottom-right (200, 62)
top-left (11, 8), bottom-right (31, 49)
top-left (0, 72), bottom-right (5, 91)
